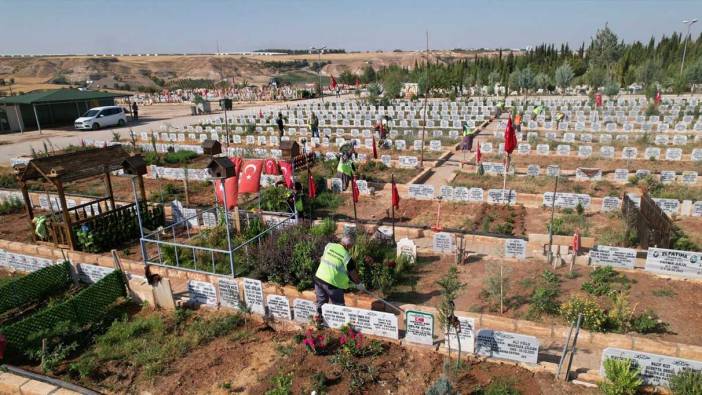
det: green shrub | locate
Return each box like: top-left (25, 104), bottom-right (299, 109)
top-left (581, 267), bottom-right (630, 296)
top-left (559, 295), bottom-right (607, 331)
top-left (259, 186), bottom-right (291, 212)
top-left (527, 270), bottom-right (560, 318)
top-left (0, 196), bottom-right (24, 215)
top-left (630, 309), bottom-right (668, 334)
top-left (0, 261), bottom-right (72, 315)
top-left (598, 358), bottom-right (642, 395)
top-left (0, 172), bottom-right (18, 189)
top-left (310, 218), bottom-right (336, 236)
top-left (476, 379), bottom-right (521, 395)
top-left (163, 150), bottom-right (197, 164)
top-left (669, 370), bottom-right (702, 395)
top-left (266, 371), bottom-right (293, 395)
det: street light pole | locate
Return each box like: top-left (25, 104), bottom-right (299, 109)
top-left (311, 46), bottom-right (327, 103)
top-left (681, 19), bottom-right (698, 75)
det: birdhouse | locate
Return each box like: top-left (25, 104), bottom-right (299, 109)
top-left (121, 155), bottom-right (147, 176)
top-left (202, 139), bottom-right (222, 156)
top-left (207, 157), bottom-right (235, 178)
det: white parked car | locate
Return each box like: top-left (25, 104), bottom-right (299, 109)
top-left (74, 106), bottom-right (127, 130)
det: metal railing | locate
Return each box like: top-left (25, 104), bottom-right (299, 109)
top-left (140, 205), bottom-right (296, 277)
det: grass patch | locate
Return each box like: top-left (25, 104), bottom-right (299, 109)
top-left (70, 309), bottom-right (244, 383)
top-left (652, 288), bottom-right (676, 297)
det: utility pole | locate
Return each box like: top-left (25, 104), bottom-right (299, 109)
top-left (681, 19), bottom-right (698, 75)
top-left (311, 46), bottom-right (327, 103)
top-left (420, 31), bottom-right (429, 167)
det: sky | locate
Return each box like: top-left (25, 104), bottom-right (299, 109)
top-left (1, 0), bottom-right (700, 55)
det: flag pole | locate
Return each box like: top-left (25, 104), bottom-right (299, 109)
top-left (352, 193), bottom-right (358, 224)
top-left (391, 173), bottom-right (396, 244)
top-left (503, 153), bottom-right (509, 205)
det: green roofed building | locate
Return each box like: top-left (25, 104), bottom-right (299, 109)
top-left (0, 89), bottom-right (130, 133)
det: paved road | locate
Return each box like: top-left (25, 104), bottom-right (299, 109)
top-left (0, 96), bottom-right (343, 165)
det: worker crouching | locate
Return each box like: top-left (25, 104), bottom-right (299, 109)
top-left (313, 236), bottom-right (365, 324)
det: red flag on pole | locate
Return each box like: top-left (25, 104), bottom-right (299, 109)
top-left (330, 76), bottom-right (338, 90)
top-left (279, 161), bottom-right (293, 189)
top-left (263, 158), bottom-right (279, 175)
top-left (215, 176), bottom-right (239, 208)
top-left (238, 159), bottom-right (263, 193)
top-left (372, 135), bottom-right (378, 159)
top-left (504, 117), bottom-right (517, 154)
top-left (308, 173), bottom-right (317, 199)
top-left (259, 109), bottom-right (264, 118)
top-left (572, 231), bottom-right (580, 255)
top-left (595, 93), bottom-right (602, 107)
top-left (655, 90), bottom-right (661, 105)
top-left (391, 177), bottom-right (400, 209)
top-left (476, 144), bottom-right (482, 163)
top-left (351, 177), bottom-right (360, 203)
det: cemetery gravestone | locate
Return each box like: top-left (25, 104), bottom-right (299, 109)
top-left (475, 329), bottom-right (539, 364)
top-left (266, 295), bottom-right (292, 321)
top-left (188, 280), bottom-right (218, 306)
top-left (433, 232), bottom-right (454, 253)
top-left (590, 246), bottom-right (636, 269)
top-left (218, 278), bottom-right (240, 309)
top-left (293, 299), bottom-right (317, 323)
top-left (405, 310), bottom-right (434, 346)
top-left (504, 239), bottom-right (527, 259)
top-left (243, 278), bottom-right (266, 315)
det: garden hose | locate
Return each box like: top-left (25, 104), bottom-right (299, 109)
top-left (356, 287), bottom-right (405, 314)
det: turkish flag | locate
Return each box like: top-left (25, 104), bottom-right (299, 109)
top-left (372, 135), bottom-right (378, 159)
top-left (259, 109), bottom-right (264, 118)
top-left (279, 161), bottom-right (294, 189)
top-left (308, 173), bottom-right (317, 199)
top-left (238, 159), bottom-right (263, 193)
top-left (504, 117), bottom-right (517, 155)
top-left (476, 144), bottom-right (482, 163)
top-left (215, 176), bottom-right (239, 208)
top-left (229, 157), bottom-right (243, 176)
top-left (572, 231), bottom-right (580, 255)
top-left (655, 90), bottom-right (661, 105)
top-left (264, 158), bottom-right (279, 175)
top-left (391, 177), bottom-right (400, 209)
top-left (595, 93), bottom-right (602, 107)
top-left (351, 177), bottom-right (360, 203)
top-left (330, 76), bottom-right (338, 90)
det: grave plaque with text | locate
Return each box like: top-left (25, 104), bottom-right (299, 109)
top-left (188, 280), bottom-right (218, 306)
top-left (266, 295), bottom-right (292, 321)
top-left (601, 348), bottom-right (702, 387)
top-left (475, 330), bottom-right (539, 364)
top-left (645, 248), bottom-right (702, 279)
top-left (218, 278), bottom-right (240, 309)
top-left (243, 278), bottom-right (266, 315)
top-left (405, 310), bottom-right (435, 346)
top-left (590, 245), bottom-right (636, 269)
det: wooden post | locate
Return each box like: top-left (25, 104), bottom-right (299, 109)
top-left (137, 174), bottom-right (147, 203)
top-left (55, 179), bottom-right (76, 250)
top-left (103, 166), bottom-right (115, 210)
top-left (19, 181), bottom-right (35, 239)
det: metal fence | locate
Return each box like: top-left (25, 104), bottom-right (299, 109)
top-left (139, 205), bottom-right (296, 276)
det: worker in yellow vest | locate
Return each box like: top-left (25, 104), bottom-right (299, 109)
top-left (314, 236), bottom-right (363, 321)
top-left (336, 151), bottom-right (356, 191)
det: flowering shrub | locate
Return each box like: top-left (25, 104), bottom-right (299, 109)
top-left (338, 325), bottom-right (383, 357)
top-left (300, 328), bottom-right (328, 355)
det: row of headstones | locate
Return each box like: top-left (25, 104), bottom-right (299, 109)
top-left (480, 162), bottom-right (699, 186)
top-left (503, 118), bottom-right (701, 133)
top-left (590, 245), bottom-right (702, 280)
top-left (0, 250), bottom-right (119, 285)
top-left (395, 183), bottom-right (701, 217)
top-left (141, 127), bottom-right (462, 144)
top-left (479, 141), bottom-right (702, 161)
top-left (488, 130), bottom-right (699, 146)
top-left (186, 275), bottom-right (540, 364)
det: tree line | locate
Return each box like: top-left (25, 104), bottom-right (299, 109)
top-left (340, 25), bottom-right (702, 98)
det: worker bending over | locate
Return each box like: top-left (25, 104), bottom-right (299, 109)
top-left (314, 236), bottom-right (364, 322)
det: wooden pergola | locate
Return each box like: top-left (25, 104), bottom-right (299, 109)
top-left (14, 145), bottom-right (147, 250)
